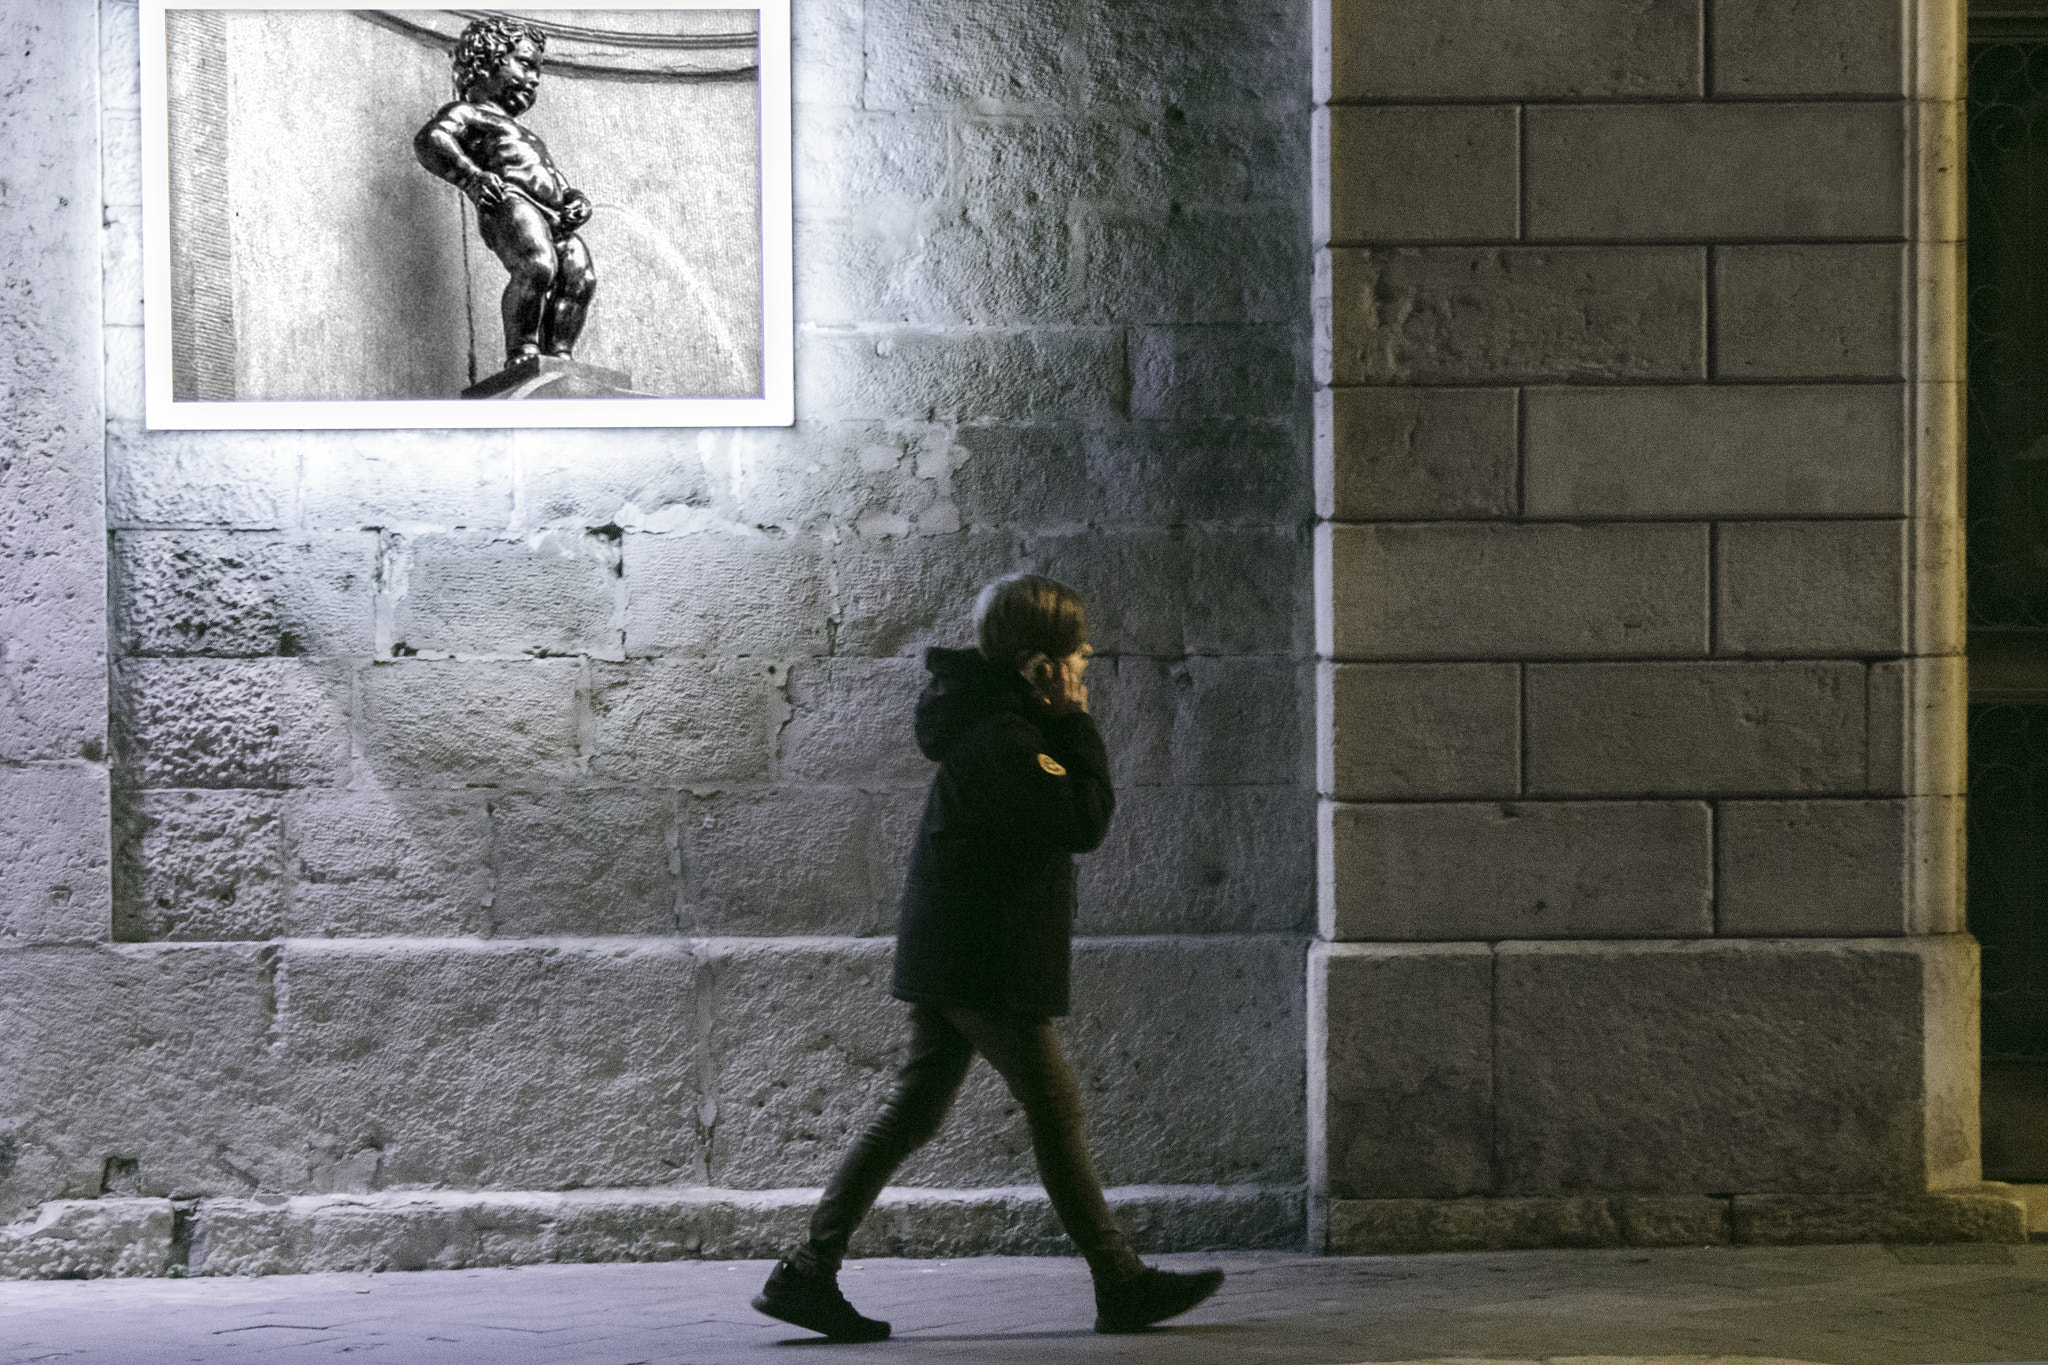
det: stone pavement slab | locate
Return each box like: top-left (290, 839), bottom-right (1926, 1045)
top-left (2, 1246), bottom-right (2046, 1365)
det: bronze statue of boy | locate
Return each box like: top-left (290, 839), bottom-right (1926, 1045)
top-left (415, 17), bottom-right (596, 369)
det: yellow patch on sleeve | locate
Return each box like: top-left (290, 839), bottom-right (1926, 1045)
top-left (1036, 753), bottom-right (1068, 776)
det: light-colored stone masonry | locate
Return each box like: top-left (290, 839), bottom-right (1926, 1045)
top-left (1309, 0), bottom-right (2016, 1252)
top-left (0, 0), bottom-right (1316, 1274)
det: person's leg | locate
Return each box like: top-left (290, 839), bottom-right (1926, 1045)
top-left (539, 234), bottom-right (596, 358)
top-left (478, 201), bottom-right (557, 362)
top-left (795, 1003), bottom-right (974, 1275)
top-left (756, 1005), bottom-right (972, 1341)
top-left (944, 1007), bottom-right (1224, 1332)
top-left (939, 1008), bottom-right (1144, 1285)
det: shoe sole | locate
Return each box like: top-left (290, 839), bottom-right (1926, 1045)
top-left (751, 1292), bottom-right (891, 1342)
top-left (1093, 1269), bottom-right (1225, 1333)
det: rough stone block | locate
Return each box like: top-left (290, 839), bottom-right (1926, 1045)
top-left (701, 938), bottom-right (911, 1188)
top-left (490, 788), bottom-right (679, 937)
top-left (799, 328), bottom-right (1128, 423)
top-left (1026, 529), bottom-right (1304, 657)
top-left (298, 434), bottom-right (519, 531)
top-left (826, 531), bottom-right (1021, 658)
top-left (793, 110), bottom-right (950, 224)
top-left (102, 107), bottom-right (140, 209)
top-left (113, 532), bottom-right (377, 658)
top-left (358, 659), bottom-right (580, 788)
top-left (1325, 0), bottom-right (1699, 99)
top-left (1312, 943), bottom-right (1492, 1199)
top-left (391, 531), bottom-right (622, 659)
top-left (792, 0), bottom-right (863, 107)
top-left (1327, 247), bottom-right (1705, 387)
top-left (1168, 656), bottom-right (1304, 786)
top-left (1524, 104), bottom-right (1903, 240)
top-left (1318, 522), bottom-right (1708, 660)
top-left (1524, 661), bottom-right (1866, 797)
top-left (1319, 662), bottom-right (1519, 800)
top-left (99, 0), bottom-right (141, 111)
top-left (955, 420), bottom-right (1306, 530)
top-left (1714, 244), bottom-right (1904, 380)
top-left (1110, 105), bottom-right (1309, 210)
top-left (1523, 386), bottom-right (1904, 518)
top-left (1318, 388), bottom-right (1517, 521)
top-left (1060, 938), bottom-right (1306, 1188)
top-left (1326, 1195), bottom-right (1734, 1254)
top-left (621, 529), bottom-right (827, 658)
top-left (682, 788), bottom-right (884, 937)
top-left (1731, 1192), bottom-right (2025, 1246)
top-left (1322, 105), bottom-right (1517, 243)
top-left (1867, 655), bottom-right (1966, 797)
top-left (102, 204), bottom-right (143, 328)
top-left (860, 0), bottom-right (1069, 110)
top-left (1084, 656), bottom-right (1177, 786)
top-left (778, 657), bottom-right (931, 787)
top-left (1494, 936), bottom-right (1976, 1195)
top-left (1097, 654), bottom-right (1302, 785)
top-left (1717, 798), bottom-right (1963, 937)
top-left (1131, 325), bottom-right (1297, 420)
top-left (176, 1183), bottom-right (1298, 1276)
top-left (1078, 785), bottom-right (1314, 935)
top-left (1329, 1197), bottom-right (1624, 1254)
top-left (278, 940), bottom-right (705, 1192)
top-left (104, 424), bottom-right (296, 529)
top-left (0, 764), bottom-right (110, 944)
top-left (1713, 0), bottom-right (1904, 97)
top-left (1084, 420), bottom-right (1305, 524)
top-left (114, 789), bottom-right (284, 942)
top-left (1323, 800), bottom-right (1713, 940)
top-left (114, 659), bottom-right (354, 790)
top-left (1082, 0), bottom-right (1308, 106)
top-left (705, 936), bottom-right (1304, 1190)
top-left (874, 213), bottom-right (1083, 326)
top-left (284, 788), bottom-right (491, 937)
top-left (0, 944), bottom-right (290, 1222)
top-left (0, 1199), bottom-right (175, 1280)
top-left (585, 659), bottom-right (781, 786)
top-left (1716, 520), bottom-right (1907, 657)
top-left (1085, 208), bottom-right (1305, 326)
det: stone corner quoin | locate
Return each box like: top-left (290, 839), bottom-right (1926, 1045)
top-left (1311, 0), bottom-right (1975, 1251)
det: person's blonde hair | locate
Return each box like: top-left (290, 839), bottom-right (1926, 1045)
top-left (973, 574), bottom-right (1087, 670)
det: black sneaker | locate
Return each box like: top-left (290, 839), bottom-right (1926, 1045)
top-left (751, 1257), bottom-right (891, 1342)
top-left (1093, 1265), bottom-right (1225, 1334)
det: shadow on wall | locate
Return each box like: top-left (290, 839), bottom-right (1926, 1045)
top-left (165, 9), bottom-right (762, 402)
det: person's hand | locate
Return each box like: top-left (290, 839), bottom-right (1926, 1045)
top-left (1023, 651), bottom-right (1088, 715)
top-left (559, 190), bottom-right (593, 229)
top-left (466, 171), bottom-right (509, 210)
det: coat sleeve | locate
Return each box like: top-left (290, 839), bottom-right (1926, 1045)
top-left (951, 710), bottom-right (1115, 854)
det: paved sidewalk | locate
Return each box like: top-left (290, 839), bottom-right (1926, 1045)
top-left (4, 1244), bottom-right (2047, 1365)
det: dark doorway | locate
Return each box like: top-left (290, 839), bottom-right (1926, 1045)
top-left (1967, 26), bottom-right (2048, 1179)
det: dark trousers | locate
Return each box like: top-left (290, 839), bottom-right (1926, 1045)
top-left (798, 1003), bottom-right (1145, 1285)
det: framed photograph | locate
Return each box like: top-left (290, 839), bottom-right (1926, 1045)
top-left (140, 1), bottom-right (793, 428)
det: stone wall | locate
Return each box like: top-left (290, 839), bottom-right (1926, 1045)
top-left (0, 0), bottom-right (1316, 1275)
top-left (1308, 0), bottom-right (2007, 1251)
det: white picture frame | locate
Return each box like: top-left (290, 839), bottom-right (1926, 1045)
top-left (140, 1), bottom-right (794, 429)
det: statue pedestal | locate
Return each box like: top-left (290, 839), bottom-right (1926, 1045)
top-left (462, 355), bottom-right (643, 400)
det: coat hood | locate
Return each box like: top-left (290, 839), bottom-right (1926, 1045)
top-left (913, 647), bottom-right (1042, 761)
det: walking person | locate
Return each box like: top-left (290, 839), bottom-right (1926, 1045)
top-left (752, 574), bottom-right (1225, 1341)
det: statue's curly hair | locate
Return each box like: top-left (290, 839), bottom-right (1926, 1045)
top-left (452, 16), bottom-right (546, 98)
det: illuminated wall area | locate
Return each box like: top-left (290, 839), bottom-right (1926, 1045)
top-left (1, 0), bottom-right (2030, 1281)
top-left (0, 0), bottom-right (1312, 1273)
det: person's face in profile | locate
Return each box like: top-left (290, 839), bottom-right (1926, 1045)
top-left (475, 38), bottom-right (543, 115)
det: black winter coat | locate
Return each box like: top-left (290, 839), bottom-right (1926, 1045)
top-left (891, 647), bottom-right (1114, 1017)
